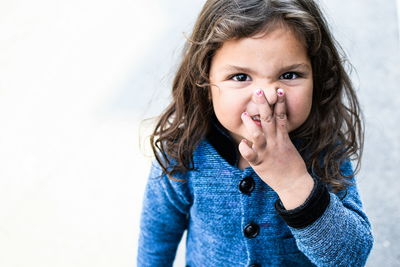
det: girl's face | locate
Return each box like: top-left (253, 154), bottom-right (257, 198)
top-left (209, 26), bottom-right (313, 145)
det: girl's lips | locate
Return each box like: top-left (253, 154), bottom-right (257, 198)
top-left (252, 119), bottom-right (262, 127)
top-left (249, 114), bottom-right (262, 127)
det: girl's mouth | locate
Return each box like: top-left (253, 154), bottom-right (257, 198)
top-left (251, 115), bottom-right (262, 127)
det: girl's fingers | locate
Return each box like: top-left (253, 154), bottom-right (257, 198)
top-left (238, 139), bottom-right (259, 165)
top-left (274, 88), bottom-right (289, 139)
top-left (241, 111), bottom-right (266, 150)
top-left (254, 89), bottom-right (276, 140)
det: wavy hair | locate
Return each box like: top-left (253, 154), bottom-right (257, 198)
top-left (149, 0), bottom-right (363, 192)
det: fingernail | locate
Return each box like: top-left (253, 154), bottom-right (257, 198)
top-left (255, 89), bottom-right (263, 96)
top-left (277, 88), bottom-right (284, 96)
top-left (242, 112), bottom-right (248, 117)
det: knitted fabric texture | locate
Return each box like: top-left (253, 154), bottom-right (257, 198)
top-left (137, 139), bottom-right (373, 266)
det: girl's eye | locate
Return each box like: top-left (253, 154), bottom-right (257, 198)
top-left (280, 72), bottom-right (300, 80)
top-left (230, 73), bottom-right (250, 82)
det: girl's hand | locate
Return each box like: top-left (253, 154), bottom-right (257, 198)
top-left (238, 88), bottom-right (314, 209)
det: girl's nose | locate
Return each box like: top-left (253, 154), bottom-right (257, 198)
top-left (260, 87), bottom-right (278, 105)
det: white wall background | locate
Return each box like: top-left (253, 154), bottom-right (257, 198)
top-left (0, 0), bottom-right (399, 266)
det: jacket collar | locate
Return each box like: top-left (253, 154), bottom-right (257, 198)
top-left (206, 114), bottom-right (241, 168)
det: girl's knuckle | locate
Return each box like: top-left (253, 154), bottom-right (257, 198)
top-left (261, 114), bottom-right (273, 123)
top-left (275, 112), bottom-right (286, 120)
top-left (252, 131), bottom-right (264, 140)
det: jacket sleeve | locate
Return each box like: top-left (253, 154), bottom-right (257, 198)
top-left (137, 161), bottom-right (191, 267)
top-left (286, 160), bottom-right (374, 266)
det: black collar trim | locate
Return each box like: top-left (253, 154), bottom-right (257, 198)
top-left (206, 114), bottom-right (241, 167)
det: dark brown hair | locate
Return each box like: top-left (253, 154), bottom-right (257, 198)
top-left (149, 0), bottom-right (363, 192)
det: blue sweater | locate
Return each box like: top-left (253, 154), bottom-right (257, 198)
top-left (137, 139), bottom-right (373, 266)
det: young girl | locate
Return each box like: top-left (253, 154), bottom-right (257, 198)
top-left (138, 0), bottom-right (373, 266)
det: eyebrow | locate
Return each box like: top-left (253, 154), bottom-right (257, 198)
top-left (222, 63), bottom-right (311, 75)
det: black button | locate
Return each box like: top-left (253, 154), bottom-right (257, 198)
top-left (243, 222), bottom-right (260, 238)
top-left (239, 176), bottom-right (255, 194)
top-left (249, 264), bottom-right (260, 267)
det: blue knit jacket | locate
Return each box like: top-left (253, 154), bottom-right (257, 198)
top-left (137, 138), bottom-right (373, 266)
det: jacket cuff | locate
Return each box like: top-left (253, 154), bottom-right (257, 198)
top-left (274, 178), bottom-right (330, 229)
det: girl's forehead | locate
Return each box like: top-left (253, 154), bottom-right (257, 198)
top-left (218, 23), bottom-right (307, 52)
top-left (209, 26), bottom-right (311, 78)
top-left (215, 27), bottom-right (308, 60)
